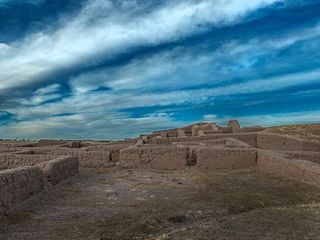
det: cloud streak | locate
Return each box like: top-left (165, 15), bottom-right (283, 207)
top-left (0, 0), bottom-right (282, 91)
top-left (0, 0), bottom-right (319, 139)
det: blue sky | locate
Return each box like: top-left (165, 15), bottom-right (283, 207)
top-left (0, 0), bottom-right (319, 140)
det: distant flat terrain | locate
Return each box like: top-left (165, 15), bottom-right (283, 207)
top-left (266, 124), bottom-right (320, 141)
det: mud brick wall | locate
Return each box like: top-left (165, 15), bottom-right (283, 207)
top-left (280, 151), bottom-right (320, 164)
top-left (148, 133), bottom-right (258, 147)
top-left (0, 166), bottom-right (45, 214)
top-left (0, 146), bottom-right (24, 154)
top-left (32, 148), bottom-right (111, 168)
top-left (148, 134), bottom-right (255, 147)
top-left (0, 154), bottom-right (53, 170)
top-left (234, 126), bottom-right (264, 133)
top-left (195, 147), bottom-right (257, 170)
top-left (172, 139), bottom-right (226, 147)
top-left (119, 146), bottom-right (188, 170)
top-left (39, 156), bottom-right (78, 185)
top-left (225, 138), bottom-right (253, 148)
top-left (82, 142), bottom-right (133, 151)
top-left (192, 123), bottom-right (218, 136)
top-left (37, 139), bottom-right (67, 147)
top-left (257, 133), bottom-right (320, 151)
top-left (257, 150), bottom-right (320, 187)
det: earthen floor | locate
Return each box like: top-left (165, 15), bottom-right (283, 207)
top-left (1, 167), bottom-right (320, 240)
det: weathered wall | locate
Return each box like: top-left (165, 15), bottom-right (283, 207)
top-left (149, 133), bottom-right (258, 147)
top-left (0, 154), bottom-right (53, 170)
top-left (0, 146), bottom-right (24, 154)
top-left (0, 155), bottom-right (79, 214)
top-left (0, 166), bottom-right (45, 214)
top-left (31, 148), bottom-right (111, 168)
top-left (234, 126), bottom-right (264, 133)
top-left (37, 139), bottom-right (67, 147)
top-left (195, 147), bottom-right (257, 170)
top-left (257, 150), bottom-right (320, 187)
top-left (192, 123), bottom-right (219, 136)
top-left (119, 146), bottom-right (188, 170)
top-left (39, 156), bottom-right (78, 185)
top-left (280, 151), bottom-right (320, 164)
top-left (257, 133), bottom-right (320, 151)
top-left (83, 142), bottom-right (133, 151)
top-left (225, 138), bottom-right (253, 148)
top-left (198, 133), bottom-right (257, 147)
top-left (172, 139), bottom-right (226, 147)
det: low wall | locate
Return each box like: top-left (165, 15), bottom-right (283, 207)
top-left (225, 138), bottom-right (253, 148)
top-left (279, 151), bottom-right (320, 164)
top-left (148, 133), bottom-right (258, 147)
top-left (257, 133), bottom-right (320, 151)
top-left (234, 126), bottom-right (264, 133)
top-left (37, 139), bottom-right (67, 147)
top-left (31, 148), bottom-right (111, 168)
top-left (82, 142), bottom-right (133, 151)
top-left (257, 150), bottom-right (320, 187)
top-left (0, 154), bottom-right (53, 170)
top-left (0, 146), bottom-right (24, 154)
top-left (0, 166), bottom-right (45, 214)
top-left (195, 147), bottom-right (257, 170)
top-left (0, 155), bottom-right (79, 214)
top-left (119, 146), bottom-right (188, 170)
top-left (39, 156), bottom-right (78, 185)
top-left (172, 139), bottom-right (226, 147)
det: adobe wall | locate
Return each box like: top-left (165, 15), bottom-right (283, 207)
top-left (192, 123), bottom-right (219, 136)
top-left (0, 166), bottom-right (45, 214)
top-left (82, 142), bottom-right (133, 151)
top-left (0, 154), bottom-right (54, 170)
top-left (147, 133), bottom-right (257, 147)
top-left (257, 150), bottom-right (320, 187)
top-left (0, 155), bottom-right (79, 214)
top-left (37, 139), bottom-right (67, 147)
top-left (279, 151), bottom-right (320, 164)
top-left (38, 156), bottom-right (78, 185)
top-left (257, 132), bottom-right (320, 151)
top-left (31, 148), bottom-right (111, 168)
top-left (225, 138), bottom-right (253, 148)
top-left (171, 138), bottom-right (226, 147)
top-left (0, 146), bottom-right (24, 154)
top-left (195, 147), bottom-right (257, 170)
top-left (161, 133), bottom-right (258, 147)
top-left (119, 146), bottom-right (188, 170)
top-left (234, 126), bottom-right (265, 133)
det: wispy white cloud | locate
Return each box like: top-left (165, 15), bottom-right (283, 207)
top-left (0, 0), bottom-right (282, 91)
top-left (0, 111), bottom-right (185, 140)
top-left (203, 110), bottom-right (320, 127)
top-left (1, 0), bottom-right (319, 140)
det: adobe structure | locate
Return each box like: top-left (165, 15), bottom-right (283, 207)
top-left (1, 120), bottom-right (320, 239)
top-left (1, 120), bottom-right (320, 214)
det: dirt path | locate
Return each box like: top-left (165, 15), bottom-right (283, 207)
top-left (1, 167), bottom-right (320, 240)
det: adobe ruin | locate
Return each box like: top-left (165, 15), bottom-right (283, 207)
top-left (1, 120), bottom-right (320, 234)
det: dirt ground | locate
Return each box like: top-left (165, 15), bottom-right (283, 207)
top-left (266, 124), bottom-right (320, 141)
top-left (1, 167), bottom-right (320, 240)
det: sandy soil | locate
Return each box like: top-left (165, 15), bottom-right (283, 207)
top-left (1, 167), bottom-right (320, 240)
top-left (266, 124), bottom-right (320, 141)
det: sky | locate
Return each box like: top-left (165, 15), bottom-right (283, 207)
top-left (0, 0), bottom-right (319, 140)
